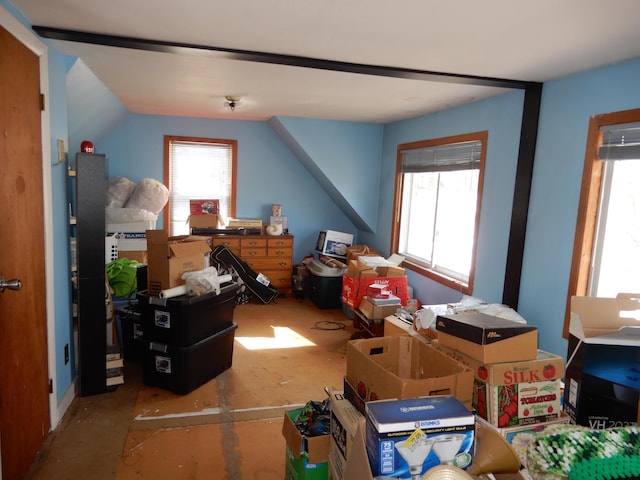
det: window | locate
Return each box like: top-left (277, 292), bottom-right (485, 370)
top-left (163, 136), bottom-right (237, 235)
top-left (391, 132), bottom-right (487, 293)
top-left (565, 108), bottom-right (640, 336)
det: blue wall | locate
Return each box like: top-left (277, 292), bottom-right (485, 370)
top-left (99, 114), bottom-right (359, 261)
top-left (372, 91), bottom-right (525, 307)
top-left (518, 59), bottom-right (640, 357)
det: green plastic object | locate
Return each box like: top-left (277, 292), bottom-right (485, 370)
top-left (106, 258), bottom-right (140, 297)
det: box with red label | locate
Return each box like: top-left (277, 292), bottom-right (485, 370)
top-left (435, 343), bottom-right (564, 428)
top-left (342, 274), bottom-right (408, 308)
top-left (189, 199), bottom-right (220, 215)
top-left (366, 283), bottom-right (391, 298)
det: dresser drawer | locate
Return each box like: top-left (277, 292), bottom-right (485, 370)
top-left (209, 234), bottom-right (294, 294)
top-left (246, 257), bottom-right (293, 271)
top-left (211, 237), bottom-right (241, 249)
top-left (262, 271), bottom-right (292, 289)
top-left (241, 247), bottom-right (267, 257)
top-left (241, 238), bottom-right (267, 248)
top-left (267, 237), bottom-right (293, 248)
top-left (267, 247), bottom-right (293, 258)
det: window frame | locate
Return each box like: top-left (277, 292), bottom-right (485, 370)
top-left (163, 135), bottom-right (237, 235)
top-left (391, 131), bottom-right (488, 294)
top-left (564, 107), bottom-right (640, 337)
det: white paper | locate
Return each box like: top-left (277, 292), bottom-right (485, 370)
top-left (158, 285), bottom-right (187, 299)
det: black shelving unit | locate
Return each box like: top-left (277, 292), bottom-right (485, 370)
top-left (74, 153), bottom-right (108, 396)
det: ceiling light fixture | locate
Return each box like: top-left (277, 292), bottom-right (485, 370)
top-left (224, 96), bottom-right (242, 111)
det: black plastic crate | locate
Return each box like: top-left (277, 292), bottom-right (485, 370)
top-left (308, 273), bottom-right (343, 309)
top-left (142, 322), bottom-right (237, 395)
top-left (115, 304), bottom-right (146, 363)
top-left (137, 283), bottom-right (238, 346)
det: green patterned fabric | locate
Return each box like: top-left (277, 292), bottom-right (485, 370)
top-left (526, 424), bottom-right (640, 480)
top-left (106, 258), bottom-right (140, 297)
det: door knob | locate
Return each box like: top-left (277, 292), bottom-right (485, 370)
top-left (0, 276), bottom-right (22, 292)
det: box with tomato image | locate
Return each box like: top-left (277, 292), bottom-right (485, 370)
top-left (344, 335), bottom-right (474, 414)
top-left (435, 343), bottom-right (564, 428)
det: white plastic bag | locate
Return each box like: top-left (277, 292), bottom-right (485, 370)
top-left (105, 176), bottom-right (136, 208)
top-left (124, 178), bottom-right (169, 215)
top-left (105, 207), bottom-right (157, 225)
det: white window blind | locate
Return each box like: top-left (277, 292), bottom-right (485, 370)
top-left (169, 140), bottom-right (233, 235)
top-left (598, 121), bottom-right (640, 161)
top-left (400, 140), bottom-right (482, 173)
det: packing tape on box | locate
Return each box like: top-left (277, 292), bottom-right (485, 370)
top-left (159, 285), bottom-right (187, 299)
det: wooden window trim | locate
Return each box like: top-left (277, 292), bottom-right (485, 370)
top-left (390, 131), bottom-right (487, 295)
top-left (163, 135), bottom-right (237, 234)
top-left (564, 108), bottom-right (640, 337)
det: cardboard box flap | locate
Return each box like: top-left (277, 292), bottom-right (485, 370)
top-left (281, 409), bottom-right (330, 464)
top-left (168, 240), bottom-right (210, 258)
top-left (436, 312), bottom-right (537, 345)
top-left (346, 336), bottom-right (474, 403)
top-left (570, 294), bottom-right (640, 343)
top-left (146, 229), bottom-right (170, 246)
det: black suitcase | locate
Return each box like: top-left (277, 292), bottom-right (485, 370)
top-left (209, 245), bottom-right (279, 304)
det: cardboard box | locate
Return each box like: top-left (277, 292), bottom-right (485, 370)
top-left (282, 408), bottom-right (330, 479)
top-left (435, 313), bottom-right (538, 364)
top-left (347, 259), bottom-right (378, 278)
top-left (145, 230), bottom-right (211, 295)
top-left (366, 396), bottom-right (475, 477)
top-left (227, 218), bottom-right (263, 228)
top-left (436, 344), bottom-right (564, 427)
top-left (367, 283), bottom-right (391, 298)
top-left (328, 388), bottom-right (365, 480)
top-left (342, 274), bottom-right (409, 309)
top-left (383, 315), bottom-right (414, 337)
top-left (564, 294), bottom-right (640, 428)
top-left (358, 296), bottom-right (401, 320)
top-left (345, 336), bottom-right (474, 412)
top-left (188, 214), bottom-right (220, 229)
top-left (345, 245), bottom-right (379, 264)
top-left (340, 416), bottom-right (527, 480)
top-left (316, 230), bottom-right (353, 258)
top-left (118, 250), bottom-right (147, 264)
top-left (189, 199), bottom-right (219, 215)
top-left (375, 266), bottom-right (405, 277)
top-left (475, 413), bottom-right (570, 466)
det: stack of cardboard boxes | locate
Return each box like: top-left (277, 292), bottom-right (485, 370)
top-left (432, 312), bottom-right (569, 453)
top-left (282, 332), bottom-right (478, 479)
top-left (281, 307), bottom-right (575, 479)
top-left (341, 249), bottom-right (413, 338)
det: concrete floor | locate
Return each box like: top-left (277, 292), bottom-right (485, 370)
top-left (25, 296), bottom-right (358, 480)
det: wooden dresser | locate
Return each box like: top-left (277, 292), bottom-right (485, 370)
top-left (209, 234), bottom-right (294, 293)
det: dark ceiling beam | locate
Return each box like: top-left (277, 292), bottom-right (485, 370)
top-left (33, 24), bottom-right (541, 309)
top-left (503, 84), bottom-right (542, 309)
top-left (33, 26), bottom-right (538, 90)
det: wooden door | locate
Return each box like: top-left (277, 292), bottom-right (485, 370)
top-left (0, 25), bottom-right (51, 480)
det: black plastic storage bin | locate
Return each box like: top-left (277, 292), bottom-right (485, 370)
top-left (115, 303), bottom-right (146, 363)
top-left (142, 322), bottom-right (237, 395)
top-left (137, 283), bottom-right (238, 346)
top-left (308, 273), bottom-right (343, 309)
